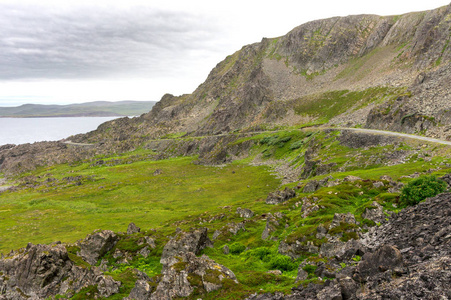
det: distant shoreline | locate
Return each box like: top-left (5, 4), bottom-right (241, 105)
top-left (0, 100), bottom-right (156, 118)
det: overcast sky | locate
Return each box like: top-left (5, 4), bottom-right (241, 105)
top-left (0, 0), bottom-right (449, 106)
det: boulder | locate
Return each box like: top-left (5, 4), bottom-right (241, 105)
top-left (236, 207), bottom-right (254, 218)
top-left (329, 213), bottom-right (356, 231)
top-left (266, 187), bottom-right (296, 205)
top-left (125, 271), bottom-right (158, 300)
top-left (303, 180), bottom-right (319, 193)
top-left (0, 242), bottom-right (121, 299)
top-left (354, 245), bottom-right (407, 283)
top-left (362, 201), bottom-right (386, 224)
top-left (295, 267), bottom-right (308, 283)
top-left (316, 280), bottom-right (342, 300)
top-left (151, 252), bottom-right (237, 300)
top-left (127, 222), bottom-right (141, 234)
top-left (160, 228), bottom-right (212, 267)
top-left (78, 230), bottom-right (119, 265)
top-left (343, 176), bottom-right (362, 182)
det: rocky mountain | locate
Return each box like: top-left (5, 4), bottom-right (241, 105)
top-left (70, 3), bottom-right (451, 142)
top-left (1, 4), bottom-right (451, 300)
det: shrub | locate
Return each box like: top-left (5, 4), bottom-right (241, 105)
top-left (244, 247), bottom-right (272, 260)
top-left (268, 254), bottom-right (297, 271)
top-left (399, 175), bottom-right (447, 207)
top-left (229, 242), bottom-right (246, 255)
top-left (290, 140), bottom-right (304, 150)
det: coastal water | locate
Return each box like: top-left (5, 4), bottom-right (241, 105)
top-left (0, 116), bottom-right (121, 146)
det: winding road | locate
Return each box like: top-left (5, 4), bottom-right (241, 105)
top-left (322, 127), bottom-right (451, 146)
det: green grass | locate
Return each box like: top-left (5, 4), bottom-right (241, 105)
top-left (293, 87), bottom-right (406, 123)
top-left (0, 154), bottom-right (279, 253)
top-left (3, 127), bottom-right (451, 299)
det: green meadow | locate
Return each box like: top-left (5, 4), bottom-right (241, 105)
top-left (0, 153), bottom-right (279, 253)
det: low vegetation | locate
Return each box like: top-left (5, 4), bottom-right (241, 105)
top-left (1, 126), bottom-right (451, 298)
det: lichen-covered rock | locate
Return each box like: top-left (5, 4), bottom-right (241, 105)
top-left (151, 252), bottom-right (237, 300)
top-left (361, 201), bottom-right (386, 224)
top-left (302, 179), bottom-right (319, 193)
top-left (160, 228), bottom-right (212, 267)
top-left (329, 213), bottom-right (356, 230)
top-left (78, 230), bottom-right (119, 265)
top-left (236, 207), bottom-right (254, 218)
top-left (266, 187), bottom-right (296, 205)
top-left (0, 242), bottom-right (121, 299)
top-left (127, 222), bottom-right (141, 234)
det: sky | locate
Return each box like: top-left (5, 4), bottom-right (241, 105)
top-left (0, 0), bottom-right (449, 106)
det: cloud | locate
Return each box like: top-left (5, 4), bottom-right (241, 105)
top-left (0, 3), bottom-right (225, 80)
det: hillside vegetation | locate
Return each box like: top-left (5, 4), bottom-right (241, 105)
top-left (1, 3), bottom-right (451, 300)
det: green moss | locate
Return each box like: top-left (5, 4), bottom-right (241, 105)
top-left (71, 285), bottom-right (99, 300)
top-left (67, 253), bottom-right (90, 269)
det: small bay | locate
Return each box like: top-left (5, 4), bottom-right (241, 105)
top-left (0, 116), bottom-right (121, 146)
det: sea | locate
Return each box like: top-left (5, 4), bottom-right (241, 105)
top-left (0, 116), bottom-right (122, 146)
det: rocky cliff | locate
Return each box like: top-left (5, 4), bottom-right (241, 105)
top-left (73, 3), bottom-right (451, 141)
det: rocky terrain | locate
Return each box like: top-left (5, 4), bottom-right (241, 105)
top-left (1, 3), bottom-right (451, 300)
top-left (1, 192), bottom-right (450, 299)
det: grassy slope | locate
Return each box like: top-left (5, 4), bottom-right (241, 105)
top-left (0, 153), bottom-right (279, 252)
top-left (1, 127), bottom-right (451, 299)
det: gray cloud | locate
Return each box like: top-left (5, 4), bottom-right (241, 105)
top-left (0, 4), bottom-right (224, 80)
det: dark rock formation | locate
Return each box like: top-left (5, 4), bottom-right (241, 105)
top-left (78, 230), bottom-right (119, 265)
top-left (265, 187), bottom-right (296, 205)
top-left (160, 228), bottom-right (212, 267)
top-left (152, 252), bottom-right (237, 300)
top-left (127, 222), bottom-right (141, 234)
top-left (0, 243), bottom-right (121, 299)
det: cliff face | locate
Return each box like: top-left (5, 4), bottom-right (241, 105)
top-left (73, 3), bottom-right (451, 143)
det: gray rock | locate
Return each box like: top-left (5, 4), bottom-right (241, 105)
top-left (295, 267), bottom-right (308, 283)
top-left (78, 230), bottom-right (119, 265)
top-left (343, 175), bottom-right (362, 182)
top-left (127, 280), bottom-right (156, 300)
top-left (127, 222), bottom-right (141, 234)
top-left (97, 275), bottom-right (121, 298)
top-left (227, 222), bottom-right (246, 235)
top-left (362, 201), bottom-right (386, 224)
top-left (266, 187), bottom-right (296, 204)
top-left (0, 242), bottom-right (121, 299)
top-left (303, 180), bottom-right (319, 193)
top-left (160, 227), bottom-right (213, 267)
top-left (138, 246), bottom-right (151, 258)
top-left (372, 181), bottom-right (384, 188)
top-left (151, 252), bottom-right (237, 300)
top-left (237, 207), bottom-right (254, 218)
top-left (316, 280), bottom-right (342, 300)
top-left (223, 245), bottom-right (230, 254)
top-left (262, 214), bottom-right (279, 240)
top-left (316, 224), bottom-right (328, 239)
top-left (329, 213), bottom-right (356, 231)
top-left (338, 277), bottom-right (359, 300)
top-left (354, 245), bottom-right (406, 283)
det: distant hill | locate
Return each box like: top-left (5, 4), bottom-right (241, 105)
top-left (0, 101), bottom-right (157, 117)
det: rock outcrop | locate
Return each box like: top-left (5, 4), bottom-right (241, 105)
top-left (78, 230), bottom-right (119, 265)
top-left (0, 243), bottom-right (121, 299)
